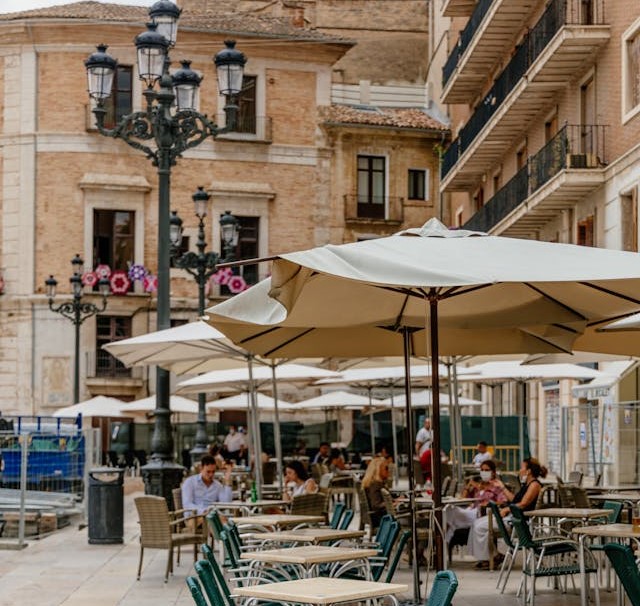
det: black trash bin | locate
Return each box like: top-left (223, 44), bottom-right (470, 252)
top-left (88, 467), bottom-right (125, 544)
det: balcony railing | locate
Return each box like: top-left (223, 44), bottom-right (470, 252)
top-left (441, 0), bottom-right (605, 180)
top-left (216, 115), bottom-right (273, 142)
top-left (463, 124), bottom-right (606, 232)
top-left (344, 194), bottom-right (404, 223)
top-left (442, 0), bottom-right (495, 88)
top-left (86, 350), bottom-right (135, 379)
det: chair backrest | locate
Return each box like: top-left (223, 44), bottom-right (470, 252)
top-left (440, 476), bottom-right (451, 497)
top-left (571, 487), bottom-right (591, 508)
top-left (427, 570), bottom-right (459, 606)
top-left (262, 461), bottom-right (277, 484)
top-left (384, 530), bottom-right (411, 583)
top-left (535, 484), bottom-right (559, 509)
top-left (602, 500), bottom-right (623, 523)
top-left (339, 509), bottom-right (355, 530)
top-left (380, 488), bottom-right (396, 516)
top-left (319, 473), bottom-right (334, 490)
top-left (374, 514), bottom-right (395, 545)
top-left (446, 477), bottom-right (458, 497)
top-left (195, 560), bottom-right (226, 606)
top-left (206, 510), bottom-right (225, 540)
top-left (557, 485), bottom-right (575, 508)
top-left (412, 459), bottom-right (425, 486)
top-left (488, 501), bottom-right (515, 551)
top-left (290, 492), bottom-right (329, 517)
top-left (201, 544), bottom-right (232, 606)
top-left (218, 530), bottom-right (240, 568)
top-left (329, 502), bottom-right (346, 529)
top-left (371, 520), bottom-right (400, 581)
top-left (508, 504), bottom-right (536, 549)
top-left (603, 543), bottom-right (640, 606)
top-left (568, 470), bottom-right (583, 486)
top-left (135, 495), bottom-right (171, 548)
top-left (223, 520), bottom-right (244, 557)
top-left (172, 487), bottom-right (183, 512)
top-left (355, 482), bottom-right (372, 530)
top-left (186, 576), bottom-right (209, 606)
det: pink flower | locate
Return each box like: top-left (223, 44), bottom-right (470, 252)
top-left (227, 275), bottom-right (247, 294)
top-left (212, 268), bottom-right (234, 285)
top-left (82, 271), bottom-right (98, 287)
top-left (109, 270), bottom-right (131, 295)
top-left (95, 264), bottom-right (111, 280)
top-left (143, 274), bottom-right (158, 293)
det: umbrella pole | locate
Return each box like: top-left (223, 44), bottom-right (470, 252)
top-left (446, 361), bottom-right (455, 464)
top-left (428, 295), bottom-right (444, 572)
top-left (491, 386), bottom-right (498, 458)
top-left (518, 381), bottom-right (525, 462)
top-left (402, 328), bottom-right (421, 602)
top-left (247, 356), bottom-right (263, 498)
top-left (270, 362), bottom-right (284, 494)
top-left (451, 358), bottom-right (464, 488)
top-left (390, 389), bottom-right (399, 485)
top-left (368, 387), bottom-right (375, 456)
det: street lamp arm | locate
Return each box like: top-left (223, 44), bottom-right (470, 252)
top-left (92, 106), bottom-right (158, 163)
top-left (48, 298), bottom-right (108, 325)
top-left (168, 109), bottom-right (232, 164)
top-left (171, 250), bottom-right (220, 279)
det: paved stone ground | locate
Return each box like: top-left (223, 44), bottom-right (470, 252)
top-left (0, 491), bottom-right (622, 606)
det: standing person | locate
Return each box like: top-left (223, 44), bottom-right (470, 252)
top-left (181, 454), bottom-right (233, 515)
top-left (472, 441), bottom-right (492, 468)
top-left (467, 457), bottom-right (547, 569)
top-left (282, 460), bottom-right (318, 502)
top-left (415, 418), bottom-right (432, 459)
top-left (222, 424), bottom-right (247, 463)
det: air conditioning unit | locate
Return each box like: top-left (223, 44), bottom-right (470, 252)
top-left (566, 153), bottom-right (599, 169)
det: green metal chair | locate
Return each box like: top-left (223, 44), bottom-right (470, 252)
top-left (603, 543), bottom-right (640, 606)
top-left (186, 576), bottom-right (210, 606)
top-left (509, 504), bottom-right (599, 606)
top-left (195, 560), bottom-right (228, 606)
top-left (384, 530), bottom-right (411, 583)
top-left (329, 502), bottom-right (346, 529)
top-left (489, 500), bottom-right (519, 593)
top-left (426, 570), bottom-right (458, 606)
top-left (339, 509), bottom-right (354, 530)
top-left (201, 545), bottom-right (233, 606)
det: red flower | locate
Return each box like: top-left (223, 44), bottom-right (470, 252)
top-left (82, 271), bottom-right (98, 287)
top-left (212, 268), bottom-right (233, 285)
top-left (109, 270), bottom-right (131, 295)
top-left (143, 274), bottom-right (158, 293)
top-left (227, 275), bottom-right (247, 294)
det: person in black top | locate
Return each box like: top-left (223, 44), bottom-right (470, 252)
top-left (467, 456), bottom-right (547, 569)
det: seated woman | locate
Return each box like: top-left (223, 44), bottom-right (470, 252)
top-left (282, 460), bottom-right (318, 502)
top-left (467, 456), bottom-right (547, 569)
top-left (445, 459), bottom-right (507, 546)
top-left (362, 456), bottom-right (391, 530)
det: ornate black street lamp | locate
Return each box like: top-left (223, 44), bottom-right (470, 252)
top-left (84, 0), bottom-right (246, 501)
top-left (170, 187), bottom-right (239, 455)
top-left (45, 255), bottom-right (110, 405)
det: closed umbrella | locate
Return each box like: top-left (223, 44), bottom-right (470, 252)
top-left (206, 218), bottom-right (640, 590)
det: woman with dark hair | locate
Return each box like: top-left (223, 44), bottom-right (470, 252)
top-left (283, 460), bottom-right (318, 502)
top-left (467, 457), bottom-right (548, 569)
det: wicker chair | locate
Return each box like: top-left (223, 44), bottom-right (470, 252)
top-left (134, 495), bottom-right (204, 582)
top-left (290, 492), bottom-right (329, 519)
top-left (355, 482), bottom-right (373, 534)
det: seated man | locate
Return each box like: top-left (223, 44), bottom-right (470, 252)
top-left (472, 441), bottom-right (492, 468)
top-left (181, 454), bottom-right (233, 518)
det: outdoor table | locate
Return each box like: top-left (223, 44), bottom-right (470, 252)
top-left (206, 500), bottom-right (287, 516)
top-left (588, 493), bottom-right (640, 523)
top-left (573, 523), bottom-right (640, 606)
top-left (240, 545), bottom-right (378, 579)
top-left (584, 485), bottom-right (640, 494)
top-left (233, 514), bottom-right (325, 530)
top-left (525, 507), bottom-right (609, 525)
top-left (248, 528), bottom-right (365, 545)
top-left (234, 577), bottom-right (408, 606)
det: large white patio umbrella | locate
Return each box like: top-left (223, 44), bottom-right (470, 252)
top-left (206, 392), bottom-right (295, 411)
top-left (53, 395), bottom-right (128, 418)
top-left (206, 218), bottom-right (640, 585)
top-left (119, 395), bottom-right (200, 415)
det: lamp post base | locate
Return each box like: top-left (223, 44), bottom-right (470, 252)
top-left (141, 459), bottom-right (185, 508)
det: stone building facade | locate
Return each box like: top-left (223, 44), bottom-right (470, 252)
top-left (0, 1), bottom-right (444, 416)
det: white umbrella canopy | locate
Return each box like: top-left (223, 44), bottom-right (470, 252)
top-left (461, 361), bottom-right (609, 382)
top-left (293, 390), bottom-right (381, 410)
top-left (314, 363), bottom-right (472, 386)
top-left (206, 218), bottom-right (640, 581)
top-left (102, 320), bottom-right (245, 369)
top-left (379, 389), bottom-right (484, 407)
top-left (176, 363), bottom-right (340, 394)
top-left (53, 395), bottom-right (128, 418)
top-left (120, 395), bottom-right (200, 415)
top-left (206, 392), bottom-right (295, 411)
top-left (523, 351), bottom-right (636, 365)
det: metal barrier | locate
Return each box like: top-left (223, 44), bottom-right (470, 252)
top-left (451, 445), bottom-right (521, 472)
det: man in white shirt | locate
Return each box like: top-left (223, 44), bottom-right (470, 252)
top-left (222, 425), bottom-right (247, 462)
top-left (415, 418), bottom-right (433, 458)
top-left (472, 441), bottom-right (492, 467)
top-left (181, 454), bottom-right (233, 516)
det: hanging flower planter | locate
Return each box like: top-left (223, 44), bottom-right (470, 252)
top-left (227, 275), bottom-right (247, 294)
top-left (109, 270), bottom-right (131, 295)
top-left (212, 267), bottom-right (234, 285)
top-left (128, 263), bottom-right (148, 282)
top-left (82, 271), bottom-right (98, 288)
top-left (95, 264), bottom-right (112, 280)
top-left (143, 274), bottom-right (158, 293)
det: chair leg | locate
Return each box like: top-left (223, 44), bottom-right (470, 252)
top-left (499, 547), bottom-right (515, 593)
top-left (137, 546), bottom-right (144, 580)
top-left (165, 547), bottom-right (173, 583)
top-left (177, 544), bottom-right (181, 566)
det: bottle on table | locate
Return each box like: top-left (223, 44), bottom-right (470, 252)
top-left (250, 480), bottom-right (258, 503)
